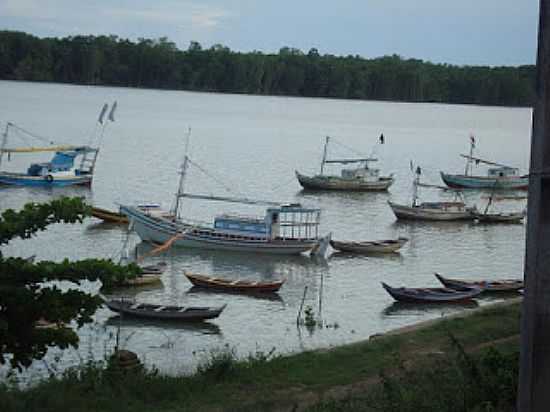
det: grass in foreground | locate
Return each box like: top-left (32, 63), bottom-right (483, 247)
top-left (0, 301), bottom-right (521, 412)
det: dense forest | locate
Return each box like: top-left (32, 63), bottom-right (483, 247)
top-left (0, 30), bottom-right (536, 107)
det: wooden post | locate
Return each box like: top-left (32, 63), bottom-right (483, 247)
top-left (518, 1), bottom-right (550, 410)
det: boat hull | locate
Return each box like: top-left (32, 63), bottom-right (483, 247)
top-left (440, 172), bottom-right (528, 190)
top-left (295, 171), bottom-right (393, 191)
top-left (104, 299), bottom-right (225, 321)
top-left (434, 273), bottom-right (523, 293)
top-left (184, 272), bottom-right (284, 293)
top-left (330, 238), bottom-right (408, 254)
top-left (474, 212), bottom-right (525, 223)
top-left (0, 172), bottom-right (92, 187)
top-left (388, 201), bottom-right (475, 221)
top-left (381, 282), bottom-right (482, 303)
top-left (121, 205), bottom-right (319, 255)
top-left (91, 206), bottom-right (129, 223)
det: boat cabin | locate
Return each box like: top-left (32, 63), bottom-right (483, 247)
top-left (26, 148), bottom-right (92, 176)
top-left (341, 166), bottom-right (380, 181)
top-left (213, 203), bottom-right (321, 240)
top-left (487, 167), bottom-right (520, 178)
top-left (419, 202), bottom-right (467, 212)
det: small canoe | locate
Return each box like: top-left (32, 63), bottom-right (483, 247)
top-left (91, 206), bottom-right (129, 224)
top-left (381, 282), bottom-right (482, 303)
top-left (474, 212), bottom-right (525, 223)
top-left (330, 237), bottom-right (408, 254)
top-left (102, 296), bottom-right (226, 321)
top-left (184, 271), bottom-right (285, 293)
top-left (434, 273), bottom-right (523, 293)
top-left (120, 263), bottom-right (167, 286)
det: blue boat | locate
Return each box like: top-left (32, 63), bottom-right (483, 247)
top-left (440, 136), bottom-right (528, 190)
top-left (0, 102), bottom-right (116, 188)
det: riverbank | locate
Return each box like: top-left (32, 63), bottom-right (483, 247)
top-left (0, 299), bottom-right (521, 412)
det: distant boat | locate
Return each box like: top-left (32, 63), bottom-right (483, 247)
top-left (121, 133), bottom-right (331, 256)
top-left (102, 296), bottom-right (226, 322)
top-left (91, 206), bottom-right (129, 224)
top-left (329, 237), bottom-right (408, 254)
top-left (0, 103), bottom-right (116, 187)
top-left (434, 273), bottom-right (523, 293)
top-left (440, 135), bottom-right (528, 190)
top-left (295, 136), bottom-right (394, 191)
top-left (381, 282), bottom-right (482, 303)
top-left (184, 271), bottom-right (285, 293)
top-left (473, 184), bottom-right (526, 224)
top-left (388, 166), bottom-right (476, 221)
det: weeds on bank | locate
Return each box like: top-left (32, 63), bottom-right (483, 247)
top-left (308, 335), bottom-right (519, 412)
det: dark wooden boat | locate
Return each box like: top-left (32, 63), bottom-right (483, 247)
top-left (184, 271), bottom-right (285, 293)
top-left (91, 206), bottom-right (129, 224)
top-left (102, 296), bottom-right (226, 321)
top-left (330, 237), bottom-right (408, 254)
top-left (434, 273), bottom-right (523, 293)
top-left (381, 282), bottom-right (482, 303)
top-left (474, 211), bottom-right (525, 223)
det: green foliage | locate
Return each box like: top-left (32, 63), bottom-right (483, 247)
top-left (0, 30), bottom-right (535, 107)
top-left (0, 197), bottom-right (141, 369)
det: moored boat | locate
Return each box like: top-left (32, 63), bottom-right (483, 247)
top-left (388, 166), bottom-right (476, 221)
top-left (121, 135), bottom-right (330, 256)
top-left (295, 136), bottom-right (394, 191)
top-left (434, 273), bottom-right (523, 293)
top-left (0, 103), bottom-right (116, 187)
top-left (329, 237), bottom-right (408, 254)
top-left (381, 282), bottom-right (483, 303)
top-left (184, 271), bottom-right (285, 293)
top-left (91, 206), bottom-right (129, 224)
top-left (440, 136), bottom-right (528, 190)
top-left (102, 296), bottom-right (226, 321)
top-left (474, 211), bottom-right (525, 223)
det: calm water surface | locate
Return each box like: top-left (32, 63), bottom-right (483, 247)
top-left (0, 80), bottom-right (531, 383)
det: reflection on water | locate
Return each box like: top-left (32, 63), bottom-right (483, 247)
top-left (382, 300), bottom-right (480, 317)
top-left (186, 286), bottom-right (285, 304)
top-left (0, 80), bottom-right (530, 381)
top-left (105, 315), bottom-right (222, 335)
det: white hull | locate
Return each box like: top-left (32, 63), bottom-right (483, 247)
top-left (295, 171), bottom-right (393, 191)
top-left (122, 206), bottom-right (319, 255)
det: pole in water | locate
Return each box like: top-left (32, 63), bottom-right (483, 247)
top-left (296, 286), bottom-right (308, 326)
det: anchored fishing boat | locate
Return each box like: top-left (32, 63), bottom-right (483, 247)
top-left (434, 273), bottom-right (523, 293)
top-left (473, 182), bottom-right (526, 224)
top-left (381, 282), bottom-right (483, 303)
top-left (440, 135), bottom-right (528, 190)
top-left (184, 272), bottom-right (285, 293)
top-left (0, 103), bottom-right (116, 187)
top-left (295, 136), bottom-right (393, 191)
top-left (329, 237), bottom-right (408, 254)
top-left (388, 166), bottom-right (476, 221)
top-left (121, 135), bottom-right (330, 256)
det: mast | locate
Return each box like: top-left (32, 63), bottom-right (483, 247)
top-left (171, 128), bottom-right (192, 218)
top-left (412, 166), bottom-right (421, 207)
top-left (0, 122), bottom-right (11, 169)
top-left (464, 135), bottom-right (475, 176)
top-left (320, 136), bottom-right (329, 175)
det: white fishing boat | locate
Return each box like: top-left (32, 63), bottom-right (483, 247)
top-left (295, 136), bottom-right (394, 191)
top-left (388, 166), bottom-right (476, 221)
top-left (440, 135), bottom-right (528, 190)
top-left (0, 103), bottom-right (116, 187)
top-left (121, 136), bottom-right (331, 256)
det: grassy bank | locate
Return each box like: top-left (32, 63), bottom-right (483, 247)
top-left (0, 300), bottom-right (521, 412)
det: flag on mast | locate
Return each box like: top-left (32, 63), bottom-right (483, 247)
top-left (108, 101), bottom-right (117, 122)
top-left (98, 103), bottom-right (109, 124)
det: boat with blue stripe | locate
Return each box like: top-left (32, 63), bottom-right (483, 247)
top-left (0, 102), bottom-right (116, 188)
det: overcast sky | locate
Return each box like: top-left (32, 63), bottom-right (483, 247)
top-left (0, 0), bottom-right (540, 66)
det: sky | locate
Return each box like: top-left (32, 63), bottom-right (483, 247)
top-left (0, 0), bottom-right (540, 66)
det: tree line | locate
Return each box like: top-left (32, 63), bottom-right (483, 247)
top-left (0, 30), bottom-right (535, 107)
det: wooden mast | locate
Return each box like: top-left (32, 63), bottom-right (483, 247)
top-left (518, 1), bottom-right (550, 410)
top-left (320, 136), bottom-right (329, 175)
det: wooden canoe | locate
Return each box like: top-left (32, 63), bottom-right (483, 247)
top-left (91, 206), bottom-right (129, 224)
top-left (102, 296), bottom-right (226, 321)
top-left (434, 273), bottom-right (523, 293)
top-left (184, 271), bottom-right (285, 293)
top-left (474, 212), bottom-right (525, 223)
top-left (330, 237), bottom-right (408, 254)
top-left (381, 282), bottom-right (482, 303)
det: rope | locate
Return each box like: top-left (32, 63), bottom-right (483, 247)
top-left (9, 123), bottom-right (71, 146)
top-left (186, 157), bottom-right (249, 199)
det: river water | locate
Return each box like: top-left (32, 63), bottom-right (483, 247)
top-left (0, 80), bottom-right (531, 383)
